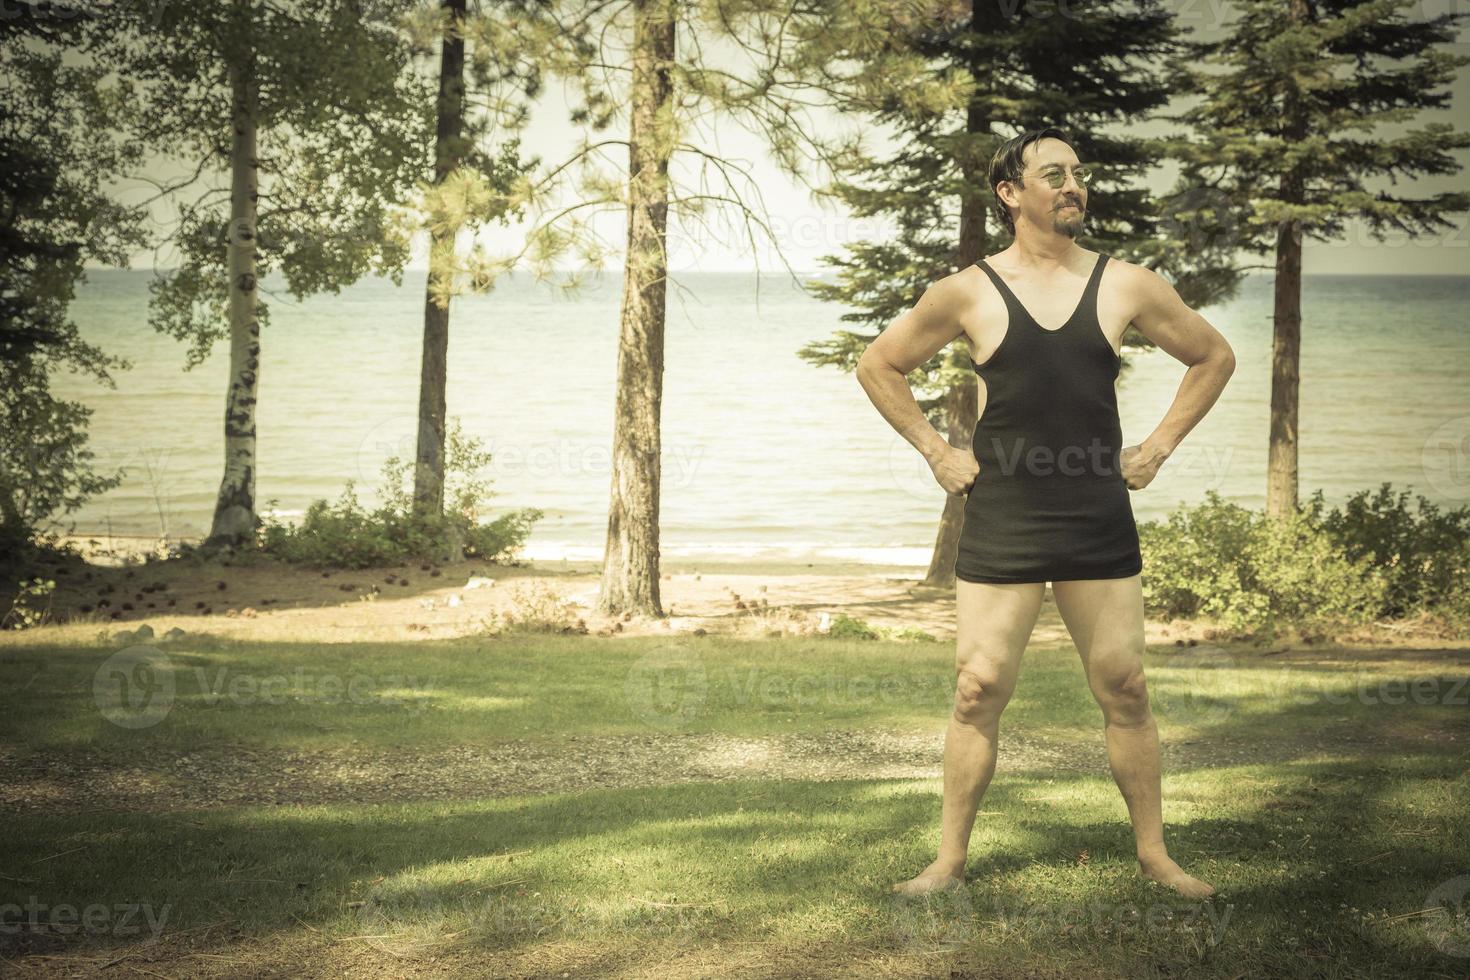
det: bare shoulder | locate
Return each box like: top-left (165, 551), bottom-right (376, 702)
top-left (1103, 257), bottom-right (1234, 366)
top-left (860, 265), bottom-right (987, 374)
top-left (943, 262), bottom-right (998, 340)
top-left (911, 265), bottom-right (991, 338)
top-left (1102, 256), bottom-right (1172, 306)
top-left (925, 264), bottom-right (989, 311)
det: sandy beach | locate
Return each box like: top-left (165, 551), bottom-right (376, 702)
top-left (1, 532), bottom-right (1459, 652)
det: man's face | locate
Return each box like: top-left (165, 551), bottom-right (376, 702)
top-left (1009, 138), bottom-right (1087, 238)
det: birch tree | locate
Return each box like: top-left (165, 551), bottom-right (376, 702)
top-left (484, 0), bottom-right (855, 616)
top-left (92, 0), bottom-right (435, 549)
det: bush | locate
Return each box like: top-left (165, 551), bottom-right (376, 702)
top-left (258, 419), bottom-right (541, 569)
top-left (485, 581), bottom-right (588, 636)
top-left (1139, 490), bottom-right (1389, 641)
top-left (826, 613), bottom-right (879, 640)
top-left (824, 613), bottom-right (935, 642)
top-left (2, 576), bottom-right (56, 630)
top-left (1301, 483), bottom-right (1470, 619)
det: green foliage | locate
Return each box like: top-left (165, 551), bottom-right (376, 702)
top-left (826, 613), bottom-right (880, 640)
top-left (258, 420), bottom-right (541, 569)
top-left (486, 582), bottom-right (588, 636)
top-left (1142, 485), bottom-right (1470, 640)
top-left (824, 613), bottom-right (935, 643)
top-left (3, 577), bottom-right (56, 631)
top-left (1167, 0), bottom-right (1470, 262)
top-left (883, 624), bottom-right (938, 643)
top-left (90, 0), bottom-right (441, 368)
top-left (0, 25), bottom-right (144, 545)
top-left (1139, 490), bottom-right (1390, 641)
top-left (0, 364), bottom-right (124, 543)
top-left (1302, 484), bottom-right (1470, 619)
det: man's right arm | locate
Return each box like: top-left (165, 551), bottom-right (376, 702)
top-left (855, 274), bottom-right (980, 496)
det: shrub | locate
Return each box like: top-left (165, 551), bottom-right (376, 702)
top-left (486, 581), bottom-right (588, 636)
top-left (2, 577), bottom-right (56, 630)
top-left (827, 613), bottom-right (880, 640)
top-left (258, 419), bottom-right (541, 569)
top-left (1301, 483), bottom-right (1470, 618)
top-left (1139, 490), bottom-right (1388, 641)
top-left (822, 613), bottom-right (935, 642)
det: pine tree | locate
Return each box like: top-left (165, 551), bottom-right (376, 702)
top-left (501, 0), bottom-right (851, 617)
top-left (404, 0), bottom-right (574, 549)
top-left (1171, 0), bottom-right (1470, 517)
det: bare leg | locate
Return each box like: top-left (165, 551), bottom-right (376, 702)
top-left (1051, 575), bottom-right (1215, 899)
top-left (892, 580), bottom-right (1042, 895)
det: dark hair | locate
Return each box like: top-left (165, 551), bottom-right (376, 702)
top-left (988, 127), bottom-right (1077, 236)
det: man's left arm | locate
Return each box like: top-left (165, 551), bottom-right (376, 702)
top-left (1119, 265), bottom-right (1237, 490)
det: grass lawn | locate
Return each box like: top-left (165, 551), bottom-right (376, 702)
top-left (2, 630), bottom-right (1468, 978)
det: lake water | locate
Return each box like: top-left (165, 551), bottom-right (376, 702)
top-left (48, 268), bottom-right (1470, 566)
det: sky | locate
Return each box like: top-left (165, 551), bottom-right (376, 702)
top-left (112, 0), bottom-right (1470, 277)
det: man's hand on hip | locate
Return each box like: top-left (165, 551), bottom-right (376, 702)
top-left (928, 445), bottom-right (981, 496)
top-left (1120, 442), bottom-right (1168, 490)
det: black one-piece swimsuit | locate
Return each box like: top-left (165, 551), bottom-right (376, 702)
top-left (954, 252), bottom-right (1144, 585)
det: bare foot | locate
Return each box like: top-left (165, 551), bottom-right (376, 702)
top-left (1138, 850), bottom-right (1215, 899)
top-left (891, 860), bottom-right (966, 896)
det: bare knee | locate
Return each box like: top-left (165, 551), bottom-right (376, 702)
top-left (953, 663), bottom-right (1011, 727)
top-left (1094, 666), bottom-right (1151, 726)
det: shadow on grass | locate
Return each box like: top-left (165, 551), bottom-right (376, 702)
top-left (1, 750), bottom-right (1467, 977)
top-left (3, 637), bottom-right (1468, 975)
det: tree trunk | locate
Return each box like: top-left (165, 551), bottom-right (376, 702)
top-left (1267, 0), bottom-right (1310, 520)
top-left (1267, 212), bottom-right (1302, 518)
top-left (205, 50), bottom-right (260, 550)
top-left (414, 0), bottom-right (466, 552)
top-left (598, 0), bottom-right (674, 618)
top-left (922, 63), bottom-right (988, 587)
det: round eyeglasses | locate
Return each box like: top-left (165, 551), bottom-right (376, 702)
top-left (1022, 166), bottom-right (1092, 189)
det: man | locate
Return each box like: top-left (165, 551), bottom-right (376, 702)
top-left (855, 128), bottom-right (1235, 900)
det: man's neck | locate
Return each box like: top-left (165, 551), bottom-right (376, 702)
top-left (1004, 232), bottom-right (1082, 269)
